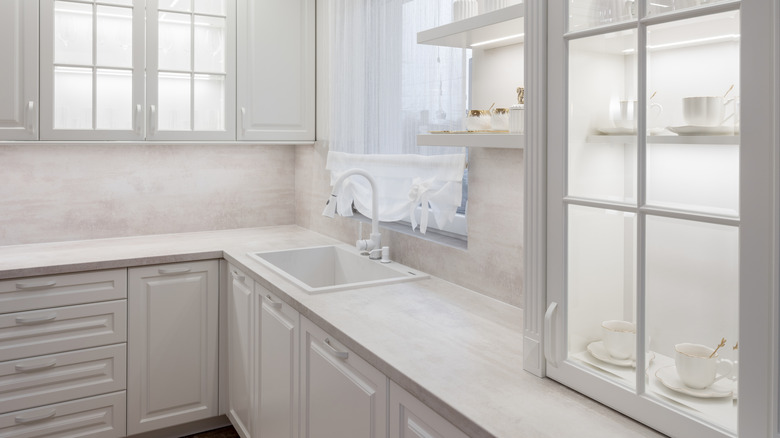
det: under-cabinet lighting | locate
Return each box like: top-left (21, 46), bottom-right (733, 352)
top-left (620, 34), bottom-right (739, 54)
top-left (470, 33), bottom-right (524, 47)
top-left (649, 2), bottom-right (670, 7)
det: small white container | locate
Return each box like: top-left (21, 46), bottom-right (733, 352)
top-left (453, 0), bottom-right (478, 21)
top-left (491, 108), bottom-right (510, 131)
top-left (466, 110), bottom-right (491, 131)
top-left (509, 104), bottom-right (524, 133)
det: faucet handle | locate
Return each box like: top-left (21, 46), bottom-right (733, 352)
top-left (368, 248), bottom-right (382, 260)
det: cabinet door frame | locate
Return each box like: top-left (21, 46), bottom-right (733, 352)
top-left (0, 0), bottom-right (38, 141)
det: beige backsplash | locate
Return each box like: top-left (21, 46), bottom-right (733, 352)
top-left (295, 143), bottom-right (524, 307)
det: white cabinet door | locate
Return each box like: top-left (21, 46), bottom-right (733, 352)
top-left (389, 381), bottom-right (468, 438)
top-left (236, 0), bottom-right (315, 142)
top-left (0, 0), bottom-right (38, 140)
top-left (254, 286), bottom-right (299, 438)
top-left (227, 264), bottom-right (254, 438)
top-left (127, 260), bottom-right (219, 435)
top-left (300, 316), bottom-right (387, 438)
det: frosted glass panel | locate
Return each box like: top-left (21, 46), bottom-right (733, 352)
top-left (97, 6), bottom-right (132, 68)
top-left (194, 74), bottom-right (224, 130)
top-left (567, 205), bottom-right (637, 389)
top-left (568, 31), bottom-right (638, 204)
top-left (96, 69), bottom-right (132, 130)
top-left (569, 0), bottom-right (638, 32)
top-left (101, 0), bottom-right (132, 5)
top-left (194, 16), bottom-right (225, 73)
top-left (159, 0), bottom-right (191, 12)
top-left (645, 216), bottom-right (738, 433)
top-left (159, 12), bottom-right (191, 71)
top-left (54, 67), bottom-right (92, 130)
top-left (195, 0), bottom-right (225, 15)
top-left (646, 0), bottom-right (733, 17)
top-left (159, 73), bottom-right (191, 131)
top-left (55, 1), bottom-right (93, 65)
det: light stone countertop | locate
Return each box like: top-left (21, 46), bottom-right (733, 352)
top-left (0, 226), bottom-right (666, 438)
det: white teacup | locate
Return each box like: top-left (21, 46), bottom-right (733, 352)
top-left (612, 100), bottom-right (663, 129)
top-left (682, 96), bottom-right (734, 127)
top-left (601, 320), bottom-right (636, 360)
top-left (674, 343), bottom-right (734, 389)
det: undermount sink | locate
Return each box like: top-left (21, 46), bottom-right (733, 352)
top-left (248, 245), bottom-right (428, 294)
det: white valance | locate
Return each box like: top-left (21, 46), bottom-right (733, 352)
top-left (326, 151), bottom-right (466, 234)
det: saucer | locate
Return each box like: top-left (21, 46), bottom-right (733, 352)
top-left (667, 125), bottom-right (734, 136)
top-left (655, 365), bottom-right (734, 398)
top-left (597, 127), bottom-right (635, 135)
top-left (587, 341), bottom-right (634, 367)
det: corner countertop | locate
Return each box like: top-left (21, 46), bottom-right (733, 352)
top-left (0, 226), bottom-right (664, 438)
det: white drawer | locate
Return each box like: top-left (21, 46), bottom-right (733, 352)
top-left (0, 391), bottom-right (126, 438)
top-left (0, 301), bottom-right (127, 362)
top-left (0, 270), bottom-right (127, 315)
top-left (0, 344), bottom-right (126, 414)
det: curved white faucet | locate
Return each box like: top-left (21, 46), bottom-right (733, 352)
top-left (322, 168), bottom-right (382, 258)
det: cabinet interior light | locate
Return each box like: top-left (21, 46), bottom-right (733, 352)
top-left (470, 33), bottom-right (524, 48)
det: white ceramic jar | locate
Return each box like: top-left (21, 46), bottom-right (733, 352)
top-left (491, 108), bottom-right (510, 131)
top-left (466, 110), bottom-right (491, 131)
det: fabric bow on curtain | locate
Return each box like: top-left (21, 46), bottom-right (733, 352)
top-left (326, 151), bottom-right (466, 234)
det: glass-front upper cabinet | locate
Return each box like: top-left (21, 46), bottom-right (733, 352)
top-left (546, 1), bottom-right (777, 437)
top-left (0, 0), bottom-right (38, 141)
top-left (40, 0), bottom-right (144, 140)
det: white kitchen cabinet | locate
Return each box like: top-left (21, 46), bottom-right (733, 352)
top-left (0, 0), bottom-right (38, 140)
top-left (236, 0), bottom-right (315, 142)
top-left (389, 381), bottom-right (469, 438)
top-left (300, 316), bottom-right (387, 438)
top-left (127, 260), bottom-right (219, 435)
top-left (254, 286), bottom-right (299, 438)
top-left (227, 264), bottom-right (254, 438)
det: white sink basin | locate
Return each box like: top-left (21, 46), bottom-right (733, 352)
top-left (248, 245), bottom-right (428, 294)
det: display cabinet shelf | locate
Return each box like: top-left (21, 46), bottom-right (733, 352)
top-left (417, 133), bottom-right (524, 149)
top-left (587, 135), bottom-right (739, 145)
top-left (417, 3), bottom-right (524, 49)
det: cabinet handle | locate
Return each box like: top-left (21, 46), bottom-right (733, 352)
top-left (15, 313), bottom-right (57, 325)
top-left (15, 359), bottom-right (57, 372)
top-left (26, 101), bottom-right (36, 134)
top-left (134, 104), bottom-right (142, 133)
top-left (149, 105), bottom-right (157, 134)
top-left (158, 267), bottom-right (191, 275)
top-left (15, 280), bottom-right (57, 290)
top-left (240, 107), bottom-right (247, 137)
top-left (323, 338), bottom-right (349, 360)
top-left (544, 302), bottom-right (559, 368)
top-left (231, 270), bottom-right (245, 283)
top-left (265, 294), bottom-right (283, 309)
top-left (15, 409), bottom-right (56, 424)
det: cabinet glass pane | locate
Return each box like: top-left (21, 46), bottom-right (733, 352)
top-left (96, 69), bottom-right (132, 130)
top-left (97, 5), bottom-right (132, 68)
top-left (54, 67), bottom-right (92, 129)
top-left (194, 0), bottom-right (225, 16)
top-left (194, 16), bottom-right (225, 73)
top-left (646, 0), bottom-right (733, 17)
top-left (567, 204), bottom-right (637, 389)
top-left (568, 0), bottom-right (638, 32)
top-left (159, 73), bottom-right (191, 131)
top-left (645, 215), bottom-right (738, 434)
top-left (101, 0), bottom-right (132, 5)
top-left (159, 0), bottom-right (191, 12)
top-left (159, 12), bottom-right (191, 71)
top-left (194, 74), bottom-right (224, 131)
top-left (646, 11), bottom-right (739, 216)
top-left (55, 1), bottom-right (93, 66)
top-left (568, 31), bottom-right (637, 204)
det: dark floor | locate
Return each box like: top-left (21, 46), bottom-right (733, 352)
top-left (182, 426), bottom-right (239, 438)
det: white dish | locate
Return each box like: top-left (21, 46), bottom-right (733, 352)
top-left (587, 341), bottom-right (634, 367)
top-left (667, 125), bottom-right (734, 136)
top-left (655, 365), bottom-right (734, 398)
top-left (597, 127), bottom-right (665, 136)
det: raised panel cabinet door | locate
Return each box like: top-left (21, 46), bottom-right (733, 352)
top-left (0, 0), bottom-right (38, 140)
top-left (300, 317), bottom-right (387, 438)
top-left (236, 0), bottom-right (315, 141)
top-left (127, 260), bottom-right (219, 435)
top-left (389, 381), bottom-right (469, 438)
top-left (227, 265), bottom-right (254, 438)
top-left (254, 286), bottom-right (299, 438)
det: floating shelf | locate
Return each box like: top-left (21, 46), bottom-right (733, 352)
top-left (417, 3), bottom-right (524, 49)
top-left (417, 133), bottom-right (524, 149)
top-left (586, 135), bottom-right (740, 145)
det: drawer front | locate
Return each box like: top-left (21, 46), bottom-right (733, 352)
top-left (0, 301), bottom-right (127, 362)
top-left (0, 344), bottom-right (127, 414)
top-left (0, 391), bottom-right (126, 438)
top-left (0, 269), bottom-right (127, 315)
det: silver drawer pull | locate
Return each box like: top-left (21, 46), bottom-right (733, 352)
top-left (15, 280), bottom-right (57, 290)
top-left (15, 313), bottom-right (57, 325)
top-left (231, 270), bottom-right (246, 282)
top-left (158, 267), bottom-right (191, 275)
top-left (15, 409), bottom-right (56, 424)
top-left (15, 359), bottom-right (57, 372)
top-left (265, 294), bottom-right (283, 309)
top-left (324, 338), bottom-right (349, 360)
